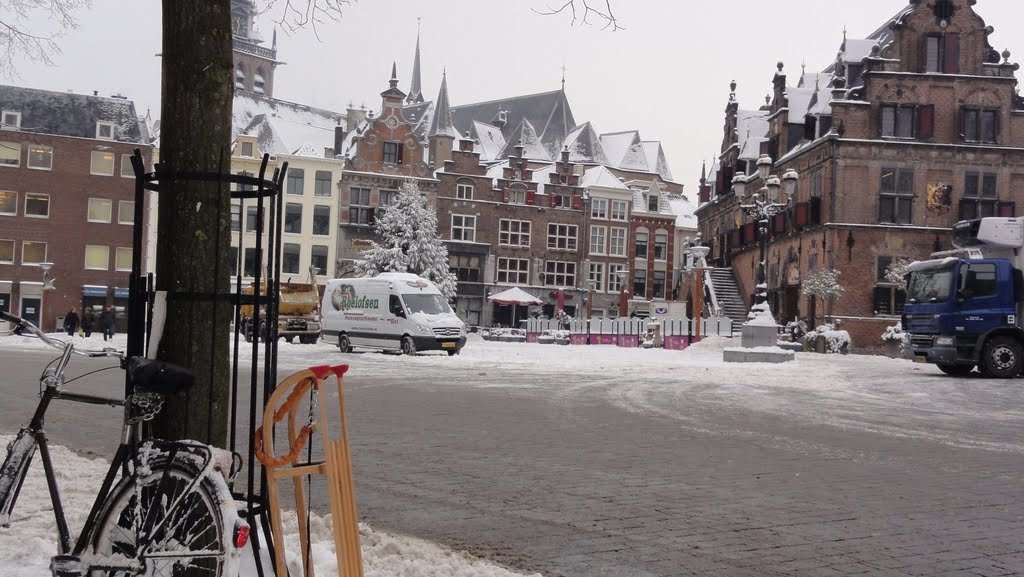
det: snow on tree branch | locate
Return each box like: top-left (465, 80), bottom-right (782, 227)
top-left (533, 0), bottom-right (623, 31)
top-left (355, 180), bottom-right (458, 300)
top-left (802, 268), bottom-right (845, 300)
top-left (0, 0), bottom-right (90, 79)
top-left (884, 258), bottom-right (912, 289)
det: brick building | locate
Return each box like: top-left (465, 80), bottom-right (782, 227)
top-left (695, 0), bottom-right (1024, 348)
top-left (0, 85), bottom-right (151, 332)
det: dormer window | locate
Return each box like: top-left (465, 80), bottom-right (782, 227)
top-left (240, 141), bottom-right (254, 157)
top-left (2, 110), bottom-right (20, 130)
top-left (96, 121), bottom-right (115, 140)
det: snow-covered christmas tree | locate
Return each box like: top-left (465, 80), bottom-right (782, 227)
top-left (802, 268), bottom-right (844, 327)
top-left (355, 180), bottom-right (458, 299)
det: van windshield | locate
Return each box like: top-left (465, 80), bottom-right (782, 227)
top-left (906, 265), bottom-right (954, 303)
top-left (403, 294), bottom-right (452, 315)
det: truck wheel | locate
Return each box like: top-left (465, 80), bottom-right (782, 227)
top-left (937, 364), bottom-right (974, 377)
top-left (338, 334), bottom-right (352, 353)
top-left (980, 336), bottom-right (1023, 379)
top-left (447, 349), bottom-right (459, 357)
top-left (401, 336), bottom-right (417, 356)
top-left (285, 336), bottom-right (295, 344)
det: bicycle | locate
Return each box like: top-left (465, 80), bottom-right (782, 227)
top-left (0, 310), bottom-right (250, 577)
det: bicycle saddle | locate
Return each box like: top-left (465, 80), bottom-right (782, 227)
top-left (128, 357), bottom-right (196, 395)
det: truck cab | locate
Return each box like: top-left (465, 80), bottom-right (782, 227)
top-left (903, 218), bottom-right (1024, 378)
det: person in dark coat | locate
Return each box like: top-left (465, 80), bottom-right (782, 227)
top-left (81, 308), bottom-right (95, 337)
top-left (63, 307), bottom-right (80, 337)
top-left (100, 305), bottom-right (116, 341)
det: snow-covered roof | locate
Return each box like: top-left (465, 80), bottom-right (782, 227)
top-left (735, 109), bottom-right (769, 161)
top-left (580, 165), bottom-right (629, 190)
top-left (563, 122), bottom-right (608, 165)
top-left (843, 39), bottom-right (879, 64)
top-left (529, 163), bottom-right (557, 196)
top-left (669, 195), bottom-right (698, 230)
top-left (498, 118), bottom-right (549, 161)
top-left (0, 85), bottom-right (146, 143)
top-left (471, 121), bottom-right (506, 161)
top-left (601, 131), bottom-right (639, 167)
top-left (485, 160), bottom-right (509, 188)
top-left (641, 141), bottom-right (672, 181)
top-left (631, 182), bottom-right (672, 215)
top-left (232, 92), bottom-right (344, 159)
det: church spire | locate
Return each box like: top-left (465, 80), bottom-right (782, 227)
top-left (428, 69), bottom-right (457, 138)
top-left (406, 19), bottom-right (425, 104)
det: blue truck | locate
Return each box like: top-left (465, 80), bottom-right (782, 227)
top-left (903, 218), bottom-right (1024, 378)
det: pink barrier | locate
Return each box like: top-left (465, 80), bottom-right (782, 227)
top-left (616, 335), bottom-right (640, 348)
top-left (526, 333), bottom-right (541, 343)
top-left (589, 334), bottom-right (617, 345)
top-left (664, 335), bottom-right (692, 350)
top-left (569, 334), bottom-right (588, 345)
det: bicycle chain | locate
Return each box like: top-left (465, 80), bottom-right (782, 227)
top-left (127, 389), bottom-right (165, 423)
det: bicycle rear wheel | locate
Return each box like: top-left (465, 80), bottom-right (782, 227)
top-left (88, 457), bottom-right (228, 576)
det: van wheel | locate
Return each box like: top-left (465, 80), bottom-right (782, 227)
top-left (980, 336), bottom-right (1023, 378)
top-left (338, 334), bottom-right (352, 353)
top-left (401, 336), bottom-right (417, 356)
top-left (285, 336), bottom-right (295, 344)
top-left (447, 349), bottom-right (459, 357)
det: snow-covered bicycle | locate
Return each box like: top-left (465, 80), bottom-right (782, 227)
top-left (0, 310), bottom-right (249, 577)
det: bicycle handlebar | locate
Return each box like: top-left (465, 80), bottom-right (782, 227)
top-left (0, 310), bottom-right (125, 361)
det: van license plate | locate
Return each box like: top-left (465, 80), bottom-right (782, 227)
top-left (442, 342), bottom-right (456, 349)
top-left (914, 355), bottom-right (927, 363)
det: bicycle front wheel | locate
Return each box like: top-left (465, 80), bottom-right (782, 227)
top-left (88, 457), bottom-right (228, 576)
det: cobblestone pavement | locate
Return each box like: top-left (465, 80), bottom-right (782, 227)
top-left (1, 347), bottom-right (1022, 577)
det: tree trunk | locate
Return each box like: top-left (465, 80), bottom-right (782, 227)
top-left (153, 0), bottom-right (233, 447)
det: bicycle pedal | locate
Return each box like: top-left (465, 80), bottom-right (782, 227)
top-left (49, 555), bottom-right (83, 577)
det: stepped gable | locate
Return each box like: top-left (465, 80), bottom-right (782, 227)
top-left (497, 118), bottom-right (549, 161)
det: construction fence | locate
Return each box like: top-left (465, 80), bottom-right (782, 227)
top-left (524, 317), bottom-right (734, 349)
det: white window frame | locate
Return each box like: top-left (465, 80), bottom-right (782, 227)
top-left (544, 260), bottom-right (577, 287)
top-left (547, 223), bottom-right (578, 251)
top-left (121, 154), bottom-right (136, 178)
top-left (0, 142), bottom-right (21, 167)
top-left (451, 214), bottom-right (476, 242)
top-left (588, 262), bottom-right (605, 293)
top-left (24, 193), bottom-right (49, 219)
top-left (2, 110), bottom-right (21, 130)
top-left (498, 219), bottom-right (531, 247)
top-left (608, 264), bottom-right (625, 293)
top-left (590, 225), bottom-right (607, 255)
top-left (610, 199), bottom-right (628, 221)
top-left (0, 239), bottom-right (14, 264)
top-left (84, 244), bottom-right (109, 270)
top-left (88, 198), bottom-right (113, 223)
top-left (508, 188), bottom-right (527, 204)
top-left (0, 190), bottom-right (17, 215)
top-left (27, 145), bottom-right (53, 170)
top-left (456, 182), bottom-right (474, 200)
top-left (118, 200), bottom-right (135, 225)
top-left (591, 198), bottom-right (607, 219)
top-left (609, 227), bottom-right (627, 257)
top-left (496, 257), bottom-right (529, 285)
top-left (22, 241), bottom-right (47, 265)
top-left (115, 247), bottom-right (133, 271)
top-left (90, 150), bottom-right (115, 176)
top-left (96, 121), bottom-right (115, 140)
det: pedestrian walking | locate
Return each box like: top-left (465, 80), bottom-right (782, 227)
top-left (81, 308), bottom-right (95, 337)
top-left (63, 308), bottom-right (80, 337)
top-left (100, 306), bottom-right (116, 341)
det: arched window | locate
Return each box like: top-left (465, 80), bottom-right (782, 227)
top-left (254, 67), bottom-right (266, 94)
top-left (235, 63), bottom-right (246, 90)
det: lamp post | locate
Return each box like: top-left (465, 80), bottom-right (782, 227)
top-left (616, 268), bottom-right (630, 317)
top-left (732, 155), bottom-right (797, 320)
top-left (40, 262), bottom-right (55, 332)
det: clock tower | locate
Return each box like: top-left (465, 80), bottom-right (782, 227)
top-left (231, 0), bottom-right (279, 97)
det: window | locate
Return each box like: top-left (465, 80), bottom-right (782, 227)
top-left (610, 200), bottom-right (628, 220)
top-left (881, 105), bottom-right (914, 138)
top-left (591, 198), bottom-right (607, 219)
top-left (552, 193), bottom-right (573, 208)
top-left (246, 206), bottom-right (260, 232)
top-left (544, 261), bottom-right (576, 287)
top-left (96, 121), bottom-right (115, 140)
top-left (231, 204), bottom-right (241, 232)
top-left (0, 142), bottom-right (20, 166)
top-left (239, 141), bottom-right (254, 158)
top-left (879, 168), bottom-right (914, 224)
top-left (0, 239), bottom-right (13, 263)
top-left (633, 269), bottom-right (647, 297)
top-left (284, 203), bottom-right (302, 234)
top-left (608, 264), bottom-right (625, 293)
top-left (499, 219), bottom-right (531, 247)
top-left (237, 170), bottom-right (254, 192)
top-left (2, 110), bottom-right (20, 129)
top-left (960, 172), bottom-right (998, 220)
top-left (314, 170), bottom-right (332, 197)
top-left (117, 200), bottom-right (134, 225)
top-left (654, 232), bottom-right (668, 261)
top-left (243, 248), bottom-right (257, 277)
top-left (120, 154), bottom-right (137, 177)
top-left (652, 271), bottom-right (666, 299)
top-left (379, 189), bottom-right (398, 207)
top-left (253, 68), bottom-right (266, 94)
top-left (959, 262), bottom-right (998, 299)
top-left (635, 231), bottom-right (649, 259)
top-left (647, 193), bottom-right (659, 212)
top-left (547, 223), bottom-right (578, 251)
top-left (0, 191), bottom-right (16, 215)
top-left (925, 33), bottom-right (959, 74)
top-left (22, 241), bottom-right (46, 264)
top-left (497, 257), bottom-right (529, 285)
top-left (229, 247), bottom-right (239, 274)
top-left (451, 215), bottom-right (476, 242)
top-left (450, 255), bottom-right (481, 283)
top-left (874, 256), bottom-right (907, 316)
top-left (383, 142), bottom-right (402, 164)
top-left (609, 227), bottom-right (627, 257)
top-left (235, 64), bottom-right (246, 90)
top-left (88, 198), bottom-right (113, 222)
top-left (962, 109), bottom-right (998, 143)
top-left (456, 182), bottom-right (473, 200)
top-left (508, 188), bottom-right (527, 204)
top-left (313, 205), bottom-right (331, 235)
top-left (349, 187), bottom-right (371, 224)
top-left (85, 245), bottom-right (109, 269)
top-left (283, 243), bottom-right (300, 274)
top-left (287, 168), bottom-right (304, 195)
top-left (90, 151), bottom-right (114, 175)
top-left (25, 193), bottom-right (49, 218)
top-left (311, 245), bottom-right (328, 275)
top-left (588, 262), bottom-right (605, 293)
top-left (115, 247), bottom-right (133, 271)
top-left (27, 145), bottom-right (52, 170)
top-left (590, 226), bottom-right (606, 255)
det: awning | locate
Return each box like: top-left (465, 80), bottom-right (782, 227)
top-left (20, 281), bottom-right (43, 297)
top-left (487, 287), bottom-right (543, 306)
top-left (0, 280), bottom-right (11, 292)
top-left (83, 285), bottom-right (108, 297)
top-left (113, 287), bottom-right (129, 299)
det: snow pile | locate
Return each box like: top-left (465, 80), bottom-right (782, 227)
top-left (804, 324), bottom-right (851, 354)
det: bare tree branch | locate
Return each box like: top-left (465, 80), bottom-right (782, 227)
top-left (0, 0), bottom-right (91, 79)
top-left (259, 0), bottom-right (355, 41)
top-left (533, 0), bottom-right (623, 31)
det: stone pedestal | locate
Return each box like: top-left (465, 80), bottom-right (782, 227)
top-left (741, 323), bottom-right (778, 348)
top-left (723, 322), bottom-right (796, 363)
top-left (723, 348), bottom-right (796, 363)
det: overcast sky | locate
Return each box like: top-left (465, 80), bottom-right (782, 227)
top-left (8, 0), bottom-right (1024, 193)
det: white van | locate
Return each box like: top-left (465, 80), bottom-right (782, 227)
top-left (321, 273), bottom-right (467, 356)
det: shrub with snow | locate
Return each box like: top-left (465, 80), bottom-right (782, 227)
top-left (803, 323), bottom-right (852, 354)
top-left (881, 323), bottom-right (907, 344)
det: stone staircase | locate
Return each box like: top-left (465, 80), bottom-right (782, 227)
top-left (706, 268), bottom-right (749, 329)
